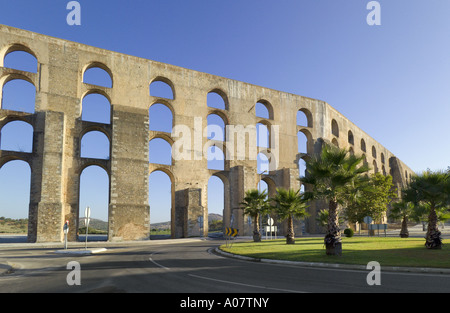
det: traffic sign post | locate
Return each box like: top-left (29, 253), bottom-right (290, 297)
top-left (84, 207), bottom-right (91, 250)
top-left (363, 216), bottom-right (373, 237)
top-left (225, 227), bottom-right (238, 248)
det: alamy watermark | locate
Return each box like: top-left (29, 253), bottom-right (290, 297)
top-left (66, 261), bottom-right (81, 286)
top-left (66, 1), bottom-right (81, 26)
top-left (367, 1), bottom-right (381, 26)
top-left (366, 261), bottom-right (381, 285)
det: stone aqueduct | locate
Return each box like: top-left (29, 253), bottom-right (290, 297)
top-left (0, 25), bottom-right (414, 243)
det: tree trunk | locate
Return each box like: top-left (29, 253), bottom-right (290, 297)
top-left (325, 199), bottom-right (342, 256)
top-left (253, 214), bottom-right (261, 242)
top-left (286, 214), bottom-right (295, 244)
top-left (399, 216), bottom-right (409, 238)
top-left (425, 204), bottom-right (441, 249)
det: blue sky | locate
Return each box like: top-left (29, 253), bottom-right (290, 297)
top-left (0, 1), bottom-right (449, 222)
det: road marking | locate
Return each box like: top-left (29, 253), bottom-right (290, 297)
top-left (148, 252), bottom-right (170, 270)
top-left (188, 273), bottom-right (307, 293)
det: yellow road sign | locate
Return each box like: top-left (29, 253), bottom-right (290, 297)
top-left (225, 227), bottom-right (238, 237)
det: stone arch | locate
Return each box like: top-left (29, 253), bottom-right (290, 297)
top-left (80, 130), bottom-right (110, 160)
top-left (78, 165), bottom-right (110, 241)
top-left (331, 119), bottom-right (339, 137)
top-left (0, 43), bottom-right (38, 71)
top-left (2, 45), bottom-right (38, 73)
top-left (81, 91), bottom-right (111, 124)
top-left (372, 146), bottom-right (377, 159)
top-left (207, 113), bottom-right (226, 142)
top-left (207, 89), bottom-right (228, 110)
top-left (149, 137), bottom-right (173, 165)
top-left (0, 75), bottom-right (36, 113)
top-left (255, 99), bottom-right (274, 120)
top-left (361, 138), bottom-right (367, 152)
top-left (373, 160), bottom-right (378, 173)
top-left (256, 120), bottom-right (271, 148)
top-left (0, 160), bottom-right (31, 238)
top-left (82, 62), bottom-right (113, 88)
top-left (149, 101), bottom-right (174, 133)
top-left (348, 130), bottom-right (354, 145)
top-left (150, 76), bottom-right (175, 100)
top-left (207, 144), bottom-right (225, 171)
top-left (149, 168), bottom-right (175, 238)
top-left (0, 120), bottom-right (33, 153)
top-left (332, 138), bottom-right (339, 147)
top-left (297, 108), bottom-right (313, 128)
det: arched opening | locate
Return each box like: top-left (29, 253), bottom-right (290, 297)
top-left (207, 175), bottom-right (224, 235)
top-left (257, 152), bottom-right (270, 174)
top-left (332, 138), bottom-right (339, 147)
top-left (298, 131), bottom-right (308, 154)
top-left (149, 103), bottom-right (173, 133)
top-left (255, 100), bottom-right (273, 120)
top-left (298, 157), bottom-right (306, 179)
top-left (373, 160), bottom-right (379, 173)
top-left (207, 145), bottom-right (225, 170)
top-left (81, 93), bottom-right (111, 124)
top-left (150, 78), bottom-right (174, 100)
top-left (80, 131), bottom-right (110, 159)
top-left (149, 138), bottom-right (172, 165)
top-left (83, 65), bottom-right (113, 88)
top-left (149, 170), bottom-right (173, 239)
top-left (331, 119), bottom-right (339, 137)
top-left (207, 114), bottom-right (225, 142)
top-left (207, 90), bottom-right (227, 110)
top-left (1, 79), bottom-right (35, 113)
top-left (0, 160), bottom-right (31, 240)
top-left (3, 50), bottom-right (38, 73)
top-left (361, 139), bottom-right (367, 152)
top-left (256, 122), bottom-right (270, 148)
top-left (348, 130), bottom-right (354, 145)
top-left (372, 146), bottom-right (377, 159)
top-left (381, 153), bottom-right (385, 164)
top-left (79, 165), bottom-right (109, 241)
top-left (297, 109), bottom-right (312, 128)
top-left (0, 121), bottom-right (33, 153)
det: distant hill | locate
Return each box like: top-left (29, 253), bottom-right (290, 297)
top-left (78, 218), bottom-right (108, 231)
top-left (150, 213), bottom-right (223, 230)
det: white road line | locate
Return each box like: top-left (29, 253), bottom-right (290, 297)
top-left (188, 273), bottom-right (307, 293)
top-left (148, 252), bottom-right (170, 270)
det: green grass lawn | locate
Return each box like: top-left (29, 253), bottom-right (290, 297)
top-left (220, 237), bottom-right (450, 268)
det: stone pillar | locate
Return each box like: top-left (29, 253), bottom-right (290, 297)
top-left (109, 106), bottom-right (150, 241)
top-left (31, 111), bottom-right (66, 243)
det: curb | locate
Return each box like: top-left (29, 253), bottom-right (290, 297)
top-left (214, 247), bottom-right (450, 275)
top-left (53, 248), bottom-right (108, 255)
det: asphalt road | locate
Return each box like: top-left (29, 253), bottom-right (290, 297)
top-left (1, 238), bottom-right (450, 295)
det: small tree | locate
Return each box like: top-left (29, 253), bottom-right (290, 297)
top-left (345, 173), bottom-right (396, 225)
top-left (271, 188), bottom-right (309, 244)
top-left (389, 200), bottom-right (415, 238)
top-left (404, 170), bottom-right (449, 249)
top-left (301, 143), bottom-right (370, 255)
top-left (241, 189), bottom-right (270, 242)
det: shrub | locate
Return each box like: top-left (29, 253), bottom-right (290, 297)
top-left (344, 228), bottom-right (354, 238)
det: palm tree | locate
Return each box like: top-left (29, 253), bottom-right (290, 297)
top-left (300, 143), bottom-right (370, 255)
top-left (404, 170), bottom-right (449, 249)
top-left (271, 188), bottom-right (309, 244)
top-left (389, 200), bottom-right (415, 238)
top-left (241, 189), bottom-right (270, 242)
